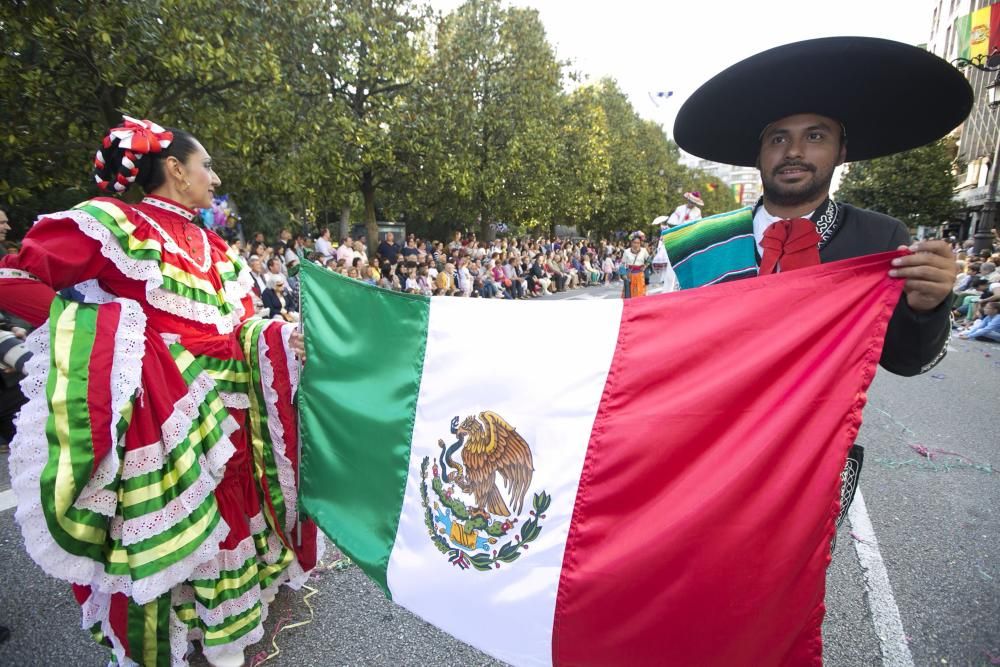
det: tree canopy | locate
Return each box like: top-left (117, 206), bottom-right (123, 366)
top-left (836, 138), bottom-right (959, 229)
top-left (0, 0), bottom-right (750, 241)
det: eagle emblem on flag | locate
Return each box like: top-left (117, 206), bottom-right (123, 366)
top-left (420, 411), bottom-right (550, 571)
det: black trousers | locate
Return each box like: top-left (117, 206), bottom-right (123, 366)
top-left (0, 380), bottom-right (26, 443)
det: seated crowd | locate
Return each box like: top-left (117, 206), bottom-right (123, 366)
top-left (236, 228), bottom-right (634, 319)
top-left (951, 246), bottom-right (1000, 342)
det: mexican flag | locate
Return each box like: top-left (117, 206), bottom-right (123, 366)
top-left (298, 253), bottom-right (903, 666)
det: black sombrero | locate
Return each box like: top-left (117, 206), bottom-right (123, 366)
top-left (673, 37), bottom-right (974, 167)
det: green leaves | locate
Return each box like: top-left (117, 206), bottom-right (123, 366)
top-left (2, 0), bottom-right (736, 240)
top-left (836, 138), bottom-right (959, 229)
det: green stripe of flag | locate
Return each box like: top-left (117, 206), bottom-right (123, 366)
top-left (299, 261), bottom-right (430, 595)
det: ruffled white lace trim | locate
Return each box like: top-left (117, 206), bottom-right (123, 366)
top-left (121, 441), bottom-right (166, 481)
top-left (79, 587), bottom-right (111, 632)
top-left (218, 391), bottom-right (250, 410)
top-left (279, 322), bottom-right (300, 401)
top-left (258, 328), bottom-right (299, 534)
top-left (249, 511), bottom-right (267, 535)
top-left (276, 537), bottom-right (325, 592)
top-left (11, 321), bottom-right (117, 591)
top-left (72, 488), bottom-right (118, 518)
top-left (169, 608), bottom-right (191, 667)
top-left (205, 415), bottom-right (239, 483)
top-left (262, 532), bottom-right (286, 566)
top-left (74, 299), bottom-right (146, 517)
top-left (121, 369), bottom-right (237, 483)
top-left (64, 207), bottom-right (241, 334)
top-left (10, 309), bottom-right (235, 606)
top-left (160, 372), bottom-right (220, 455)
top-left (190, 535), bottom-right (257, 581)
top-left (222, 256), bottom-right (254, 323)
top-left (121, 455), bottom-right (217, 547)
top-left (195, 583), bottom-right (264, 629)
top-left (130, 518), bottom-right (231, 606)
top-left (59, 207), bottom-right (162, 290)
top-left (201, 623), bottom-right (265, 663)
top-left (72, 279), bottom-right (115, 304)
top-left (103, 612), bottom-right (140, 667)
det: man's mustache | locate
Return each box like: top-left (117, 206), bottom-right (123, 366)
top-left (774, 161), bottom-right (816, 175)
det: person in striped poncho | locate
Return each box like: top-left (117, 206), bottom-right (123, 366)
top-left (0, 117), bottom-right (321, 666)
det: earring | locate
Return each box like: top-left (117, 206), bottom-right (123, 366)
top-left (183, 180), bottom-right (191, 191)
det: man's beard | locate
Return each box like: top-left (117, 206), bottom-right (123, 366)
top-left (761, 162), bottom-right (835, 207)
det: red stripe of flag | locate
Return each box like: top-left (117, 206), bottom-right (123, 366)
top-left (552, 252), bottom-right (903, 666)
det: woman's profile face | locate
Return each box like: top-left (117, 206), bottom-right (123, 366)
top-left (179, 139), bottom-right (221, 210)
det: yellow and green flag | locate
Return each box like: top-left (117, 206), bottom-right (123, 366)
top-left (954, 1), bottom-right (1000, 60)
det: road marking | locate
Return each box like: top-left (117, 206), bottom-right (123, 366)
top-left (0, 488), bottom-right (15, 513)
top-left (848, 489), bottom-right (914, 667)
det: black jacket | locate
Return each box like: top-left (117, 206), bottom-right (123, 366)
top-left (261, 288), bottom-right (287, 320)
top-left (795, 200), bottom-right (949, 377)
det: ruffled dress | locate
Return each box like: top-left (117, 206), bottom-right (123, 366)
top-left (0, 195), bottom-right (321, 666)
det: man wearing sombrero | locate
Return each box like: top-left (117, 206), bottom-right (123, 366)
top-left (669, 36), bottom-right (972, 377)
top-left (665, 191), bottom-right (704, 228)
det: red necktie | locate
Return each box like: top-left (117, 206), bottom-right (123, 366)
top-left (759, 218), bottom-right (821, 276)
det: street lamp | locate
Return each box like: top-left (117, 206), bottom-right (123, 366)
top-left (987, 73), bottom-right (1000, 108)
top-left (953, 53), bottom-right (1000, 253)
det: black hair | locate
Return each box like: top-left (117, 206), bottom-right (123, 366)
top-left (94, 127), bottom-right (200, 195)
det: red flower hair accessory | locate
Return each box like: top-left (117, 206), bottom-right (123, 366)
top-left (93, 116), bottom-right (174, 193)
top-left (106, 116), bottom-right (173, 154)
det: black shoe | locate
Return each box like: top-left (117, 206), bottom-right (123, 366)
top-left (0, 626), bottom-right (10, 643)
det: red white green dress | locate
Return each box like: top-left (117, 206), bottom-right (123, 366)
top-left (0, 195), bottom-right (321, 665)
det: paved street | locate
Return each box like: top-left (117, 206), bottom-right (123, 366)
top-left (0, 285), bottom-right (997, 666)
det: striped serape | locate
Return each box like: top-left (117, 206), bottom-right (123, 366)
top-left (661, 207), bottom-right (757, 288)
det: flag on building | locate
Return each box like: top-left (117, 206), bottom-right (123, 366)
top-left (954, 1), bottom-right (1000, 60)
top-left (297, 253), bottom-right (903, 667)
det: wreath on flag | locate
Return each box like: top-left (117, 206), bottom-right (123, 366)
top-left (419, 456), bottom-right (550, 571)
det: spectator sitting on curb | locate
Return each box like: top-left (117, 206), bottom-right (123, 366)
top-left (959, 302), bottom-right (1000, 342)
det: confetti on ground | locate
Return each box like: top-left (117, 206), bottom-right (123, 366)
top-left (849, 531), bottom-right (871, 545)
top-left (248, 551), bottom-right (349, 666)
top-left (910, 443), bottom-right (981, 464)
top-left (870, 406), bottom-right (916, 437)
top-left (876, 456), bottom-right (996, 474)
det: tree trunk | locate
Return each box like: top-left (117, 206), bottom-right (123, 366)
top-left (339, 204), bottom-right (351, 242)
top-left (361, 170), bottom-right (378, 256)
top-left (479, 212), bottom-right (492, 243)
